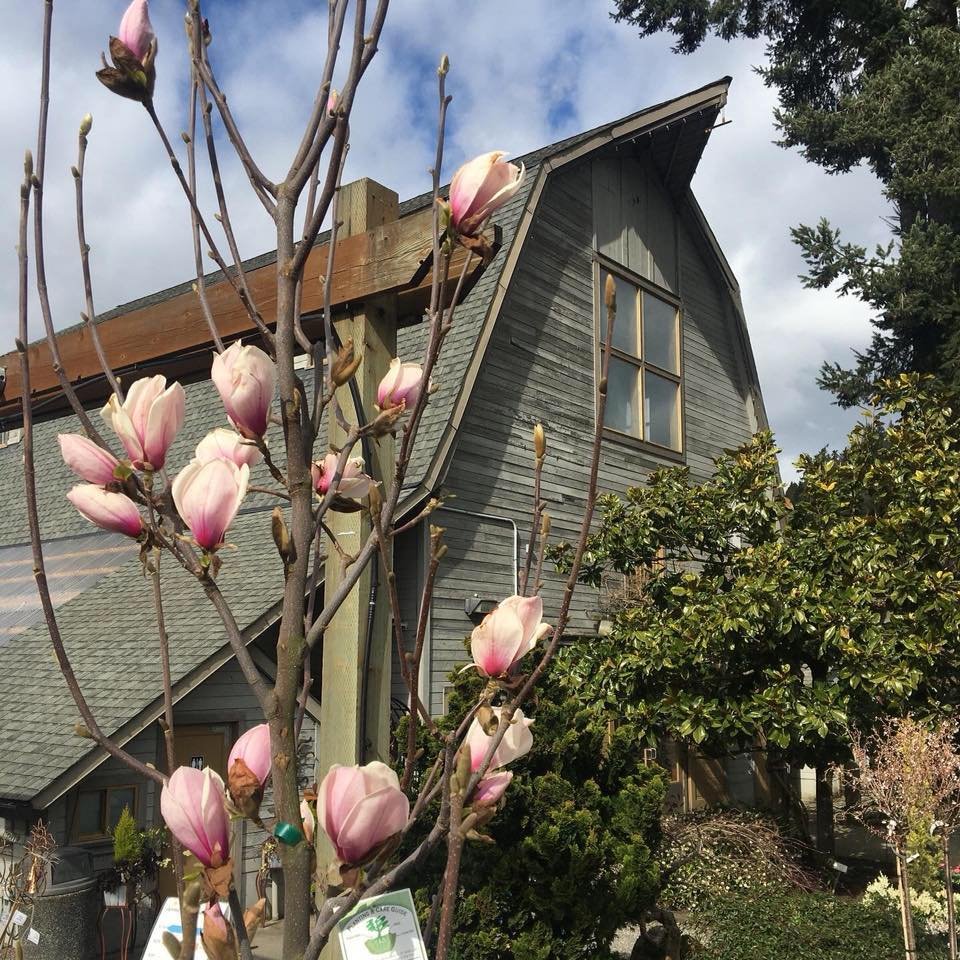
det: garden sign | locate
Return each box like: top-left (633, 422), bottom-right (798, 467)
top-left (336, 888), bottom-right (427, 960)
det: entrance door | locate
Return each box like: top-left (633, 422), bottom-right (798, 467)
top-left (157, 725), bottom-right (229, 899)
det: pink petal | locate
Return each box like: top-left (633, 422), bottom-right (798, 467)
top-left (228, 724), bottom-right (271, 784)
top-left (335, 785), bottom-right (409, 865)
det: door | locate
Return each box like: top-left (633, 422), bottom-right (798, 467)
top-left (157, 725), bottom-right (229, 899)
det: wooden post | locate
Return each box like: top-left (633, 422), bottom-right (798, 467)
top-left (316, 180), bottom-right (398, 951)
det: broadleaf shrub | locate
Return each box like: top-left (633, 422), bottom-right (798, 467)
top-left (405, 663), bottom-right (666, 960)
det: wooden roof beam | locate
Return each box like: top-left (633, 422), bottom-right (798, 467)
top-left (0, 206), bottom-right (495, 411)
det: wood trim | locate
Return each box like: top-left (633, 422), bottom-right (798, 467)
top-left (0, 209), bottom-right (492, 414)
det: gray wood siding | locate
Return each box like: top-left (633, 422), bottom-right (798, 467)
top-left (421, 152), bottom-right (756, 710)
top-left (43, 659), bottom-right (316, 907)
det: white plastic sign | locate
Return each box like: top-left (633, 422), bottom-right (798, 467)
top-left (141, 897), bottom-right (230, 959)
top-left (336, 888), bottom-right (427, 960)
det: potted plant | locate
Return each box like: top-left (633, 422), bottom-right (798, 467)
top-left (100, 808), bottom-right (168, 907)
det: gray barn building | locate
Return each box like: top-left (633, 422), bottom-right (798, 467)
top-left (0, 78), bottom-right (767, 909)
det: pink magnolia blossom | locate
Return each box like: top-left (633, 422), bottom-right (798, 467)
top-left (449, 151), bottom-right (525, 236)
top-left (67, 485), bottom-right (142, 538)
top-left (311, 453), bottom-right (376, 501)
top-left (160, 766), bottom-right (230, 868)
top-left (318, 762), bottom-right (409, 866)
top-left (376, 358), bottom-right (425, 410)
top-left (101, 375), bottom-right (185, 471)
top-left (172, 458), bottom-right (249, 551)
top-left (470, 594), bottom-right (550, 677)
top-left (211, 341), bottom-right (276, 440)
top-left (465, 707), bottom-right (534, 773)
top-left (327, 88), bottom-right (339, 117)
top-left (471, 770), bottom-right (513, 807)
top-left (200, 900), bottom-right (235, 960)
top-left (117, 0), bottom-right (155, 62)
top-left (195, 428), bottom-right (263, 468)
top-left (228, 724), bottom-right (271, 786)
top-left (58, 434), bottom-right (120, 485)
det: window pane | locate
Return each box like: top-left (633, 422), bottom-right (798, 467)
top-left (76, 791), bottom-right (103, 837)
top-left (108, 788), bottom-right (136, 831)
top-left (601, 271), bottom-right (639, 356)
top-left (644, 372), bottom-right (680, 449)
top-left (605, 358), bottom-right (641, 437)
top-left (643, 292), bottom-right (678, 373)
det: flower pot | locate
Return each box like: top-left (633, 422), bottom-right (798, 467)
top-left (103, 883), bottom-right (127, 907)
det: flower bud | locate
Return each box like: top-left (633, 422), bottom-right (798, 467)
top-left (67, 485), bottom-right (143, 537)
top-left (330, 337), bottom-right (362, 386)
top-left (101, 375), bottom-right (185, 471)
top-left (438, 54), bottom-right (450, 76)
top-left (160, 767), bottom-right (230, 868)
top-left (227, 724), bottom-right (271, 822)
top-left (172, 458), bottom-right (249, 551)
top-left (327, 88), bottom-right (339, 118)
top-left (80, 113), bottom-right (93, 136)
top-left (470, 595), bottom-right (550, 678)
top-left (377, 358), bottom-right (425, 410)
top-left (318, 762), bottom-right (409, 867)
top-left (58, 433), bottom-right (121, 485)
top-left (211, 341), bottom-right (276, 440)
top-left (533, 423), bottom-right (546, 460)
top-left (449, 152), bottom-right (525, 238)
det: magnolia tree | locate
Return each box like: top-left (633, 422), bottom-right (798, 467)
top-left (14, 3), bottom-right (617, 959)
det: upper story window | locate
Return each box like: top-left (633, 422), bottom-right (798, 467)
top-left (600, 265), bottom-right (682, 453)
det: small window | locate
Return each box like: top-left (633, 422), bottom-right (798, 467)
top-left (72, 785), bottom-right (138, 841)
top-left (599, 266), bottom-right (682, 452)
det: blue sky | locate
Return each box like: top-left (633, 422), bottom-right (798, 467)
top-left (1, 1), bottom-right (891, 478)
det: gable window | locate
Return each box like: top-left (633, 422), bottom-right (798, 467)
top-left (599, 265), bottom-right (682, 452)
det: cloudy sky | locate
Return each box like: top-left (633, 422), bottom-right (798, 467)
top-left (2, 0), bottom-right (890, 478)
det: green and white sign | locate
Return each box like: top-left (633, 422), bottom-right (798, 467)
top-left (336, 889), bottom-right (427, 960)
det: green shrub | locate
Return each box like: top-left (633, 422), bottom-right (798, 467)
top-left (685, 889), bottom-right (949, 960)
top-left (112, 807), bottom-right (143, 865)
top-left (405, 665), bottom-right (666, 960)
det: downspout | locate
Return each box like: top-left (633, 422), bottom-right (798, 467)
top-left (436, 506), bottom-right (520, 595)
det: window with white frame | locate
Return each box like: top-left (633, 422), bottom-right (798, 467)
top-left (599, 265), bottom-right (682, 452)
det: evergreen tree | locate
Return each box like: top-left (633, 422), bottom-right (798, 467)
top-left (612, 0), bottom-right (960, 406)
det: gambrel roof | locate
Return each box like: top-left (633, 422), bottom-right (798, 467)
top-left (0, 77), bottom-right (760, 806)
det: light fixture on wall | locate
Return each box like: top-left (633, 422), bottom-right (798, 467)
top-left (464, 595), bottom-right (497, 620)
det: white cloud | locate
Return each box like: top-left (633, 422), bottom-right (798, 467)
top-left (2, 0), bottom-right (892, 475)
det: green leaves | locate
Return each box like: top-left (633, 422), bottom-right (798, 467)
top-left (558, 378), bottom-right (960, 770)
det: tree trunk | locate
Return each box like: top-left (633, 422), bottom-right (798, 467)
top-left (944, 832), bottom-right (957, 960)
top-left (814, 764), bottom-right (835, 853)
top-left (896, 843), bottom-right (918, 960)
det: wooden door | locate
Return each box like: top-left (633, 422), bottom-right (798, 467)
top-left (157, 726), bottom-right (229, 899)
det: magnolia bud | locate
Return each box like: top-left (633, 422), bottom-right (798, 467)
top-left (24, 151), bottom-right (33, 179)
top-left (271, 507), bottom-right (293, 563)
top-left (475, 703), bottom-right (497, 735)
top-left (331, 337), bottom-right (363, 386)
top-left (368, 483), bottom-right (383, 520)
top-left (74, 723), bottom-right (93, 739)
top-left (80, 113), bottom-right (93, 136)
top-left (541, 511), bottom-right (551, 537)
top-left (604, 273), bottom-right (616, 313)
top-left (533, 423), bottom-right (546, 460)
top-left (438, 54), bottom-right (450, 76)
top-left (455, 742), bottom-right (473, 795)
top-left (367, 404), bottom-right (405, 438)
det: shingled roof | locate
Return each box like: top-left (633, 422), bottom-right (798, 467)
top-left (0, 78), bottom-right (738, 806)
